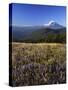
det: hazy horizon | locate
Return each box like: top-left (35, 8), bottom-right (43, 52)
top-left (11, 20), bottom-right (66, 27)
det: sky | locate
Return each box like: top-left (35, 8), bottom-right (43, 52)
top-left (11, 3), bottom-right (66, 27)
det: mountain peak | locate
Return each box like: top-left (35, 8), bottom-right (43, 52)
top-left (48, 20), bottom-right (57, 26)
top-left (43, 20), bottom-right (64, 29)
top-left (44, 20), bottom-right (58, 26)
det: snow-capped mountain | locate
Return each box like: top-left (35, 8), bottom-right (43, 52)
top-left (43, 21), bottom-right (64, 29)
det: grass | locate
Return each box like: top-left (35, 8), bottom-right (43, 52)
top-left (11, 42), bottom-right (66, 86)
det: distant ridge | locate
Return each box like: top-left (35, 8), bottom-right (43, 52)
top-left (11, 20), bottom-right (66, 43)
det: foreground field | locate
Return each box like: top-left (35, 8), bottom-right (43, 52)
top-left (11, 43), bottom-right (66, 86)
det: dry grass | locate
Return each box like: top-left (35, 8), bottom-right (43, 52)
top-left (11, 42), bottom-right (66, 86)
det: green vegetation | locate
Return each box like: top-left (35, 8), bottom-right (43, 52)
top-left (29, 28), bottom-right (66, 43)
top-left (11, 43), bottom-right (66, 86)
top-left (12, 27), bottom-right (66, 43)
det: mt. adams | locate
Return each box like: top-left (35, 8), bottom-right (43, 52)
top-left (43, 21), bottom-right (64, 29)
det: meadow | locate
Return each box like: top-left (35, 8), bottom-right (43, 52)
top-left (11, 42), bottom-right (66, 86)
